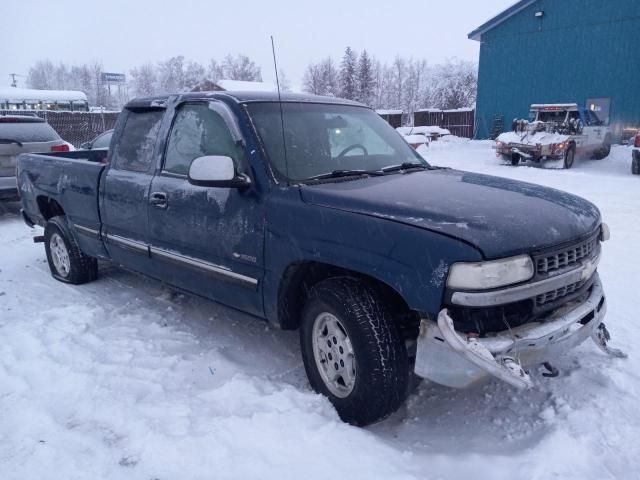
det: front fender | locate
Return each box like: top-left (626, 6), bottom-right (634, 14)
top-left (263, 189), bottom-right (482, 324)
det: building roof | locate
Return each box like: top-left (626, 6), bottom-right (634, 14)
top-left (468, 0), bottom-right (537, 41)
top-left (126, 91), bottom-right (366, 109)
top-left (215, 79), bottom-right (277, 92)
top-left (0, 87), bottom-right (88, 103)
top-left (376, 109), bottom-right (403, 115)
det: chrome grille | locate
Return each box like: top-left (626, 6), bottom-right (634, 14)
top-left (536, 234), bottom-right (599, 275)
top-left (536, 280), bottom-right (586, 306)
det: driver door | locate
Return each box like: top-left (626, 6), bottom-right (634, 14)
top-left (146, 101), bottom-right (265, 316)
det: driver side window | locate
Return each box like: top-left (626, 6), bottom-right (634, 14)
top-left (164, 103), bottom-right (244, 175)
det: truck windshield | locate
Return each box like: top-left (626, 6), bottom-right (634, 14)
top-left (247, 102), bottom-right (427, 182)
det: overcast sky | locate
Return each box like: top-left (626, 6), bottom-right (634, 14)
top-left (2, 0), bottom-right (514, 90)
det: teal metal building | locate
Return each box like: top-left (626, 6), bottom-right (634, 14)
top-left (470, 0), bottom-right (640, 139)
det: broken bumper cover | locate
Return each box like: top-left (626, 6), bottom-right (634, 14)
top-left (415, 275), bottom-right (607, 389)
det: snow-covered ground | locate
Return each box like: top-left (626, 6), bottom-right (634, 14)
top-left (1, 141), bottom-right (639, 480)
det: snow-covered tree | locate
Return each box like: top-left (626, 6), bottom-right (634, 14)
top-left (184, 61), bottom-right (206, 91)
top-left (339, 47), bottom-right (358, 100)
top-left (356, 50), bottom-right (375, 106)
top-left (157, 56), bottom-right (186, 93)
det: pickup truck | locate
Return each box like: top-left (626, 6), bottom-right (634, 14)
top-left (17, 91), bottom-right (624, 426)
top-left (495, 103), bottom-right (612, 168)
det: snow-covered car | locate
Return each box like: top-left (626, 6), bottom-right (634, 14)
top-left (401, 133), bottom-right (429, 149)
top-left (397, 125), bottom-right (450, 141)
top-left (0, 115), bottom-right (71, 201)
top-left (495, 104), bottom-right (612, 169)
top-left (632, 131), bottom-right (640, 175)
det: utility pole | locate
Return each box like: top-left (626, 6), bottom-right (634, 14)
top-left (9, 73), bottom-right (19, 87)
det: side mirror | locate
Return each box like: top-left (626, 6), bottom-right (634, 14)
top-left (187, 155), bottom-right (251, 188)
top-left (80, 142), bottom-right (91, 150)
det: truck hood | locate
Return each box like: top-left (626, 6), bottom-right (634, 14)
top-left (299, 169), bottom-right (601, 259)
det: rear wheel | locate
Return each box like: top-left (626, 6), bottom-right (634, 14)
top-left (300, 277), bottom-right (409, 426)
top-left (632, 155), bottom-right (640, 175)
top-left (564, 145), bottom-right (576, 169)
top-left (44, 216), bottom-right (98, 284)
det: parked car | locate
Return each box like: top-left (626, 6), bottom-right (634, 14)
top-left (17, 91), bottom-right (624, 426)
top-left (397, 126), bottom-right (450, 142)
top-left (632, 131), bottom-right (640, 175)
top-left (80, 129), bottom-right (113, 150)
top-left (401, 133), bottom-right (429, 150)
top-left (0, 115), bottom-right (71, 201)
top-left (495, 103), bottom-right (612, 168)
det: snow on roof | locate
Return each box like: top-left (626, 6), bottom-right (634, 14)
top-left (530, 103), bottom-right (579, 109)
top-left (0, 87), bottom-right (88, 103)
top-left (215, 80), bottom-right (277, 92)
top-left (376, 109), bottom-right (403, 115)
top-left (415, 107), bottom-right (474, 113)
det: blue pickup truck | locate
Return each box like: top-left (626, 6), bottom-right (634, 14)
top-left (17, 91), bottom-right (624, 426)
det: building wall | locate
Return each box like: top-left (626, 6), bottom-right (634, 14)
top-left (475, 0), bottom-right (640, 139)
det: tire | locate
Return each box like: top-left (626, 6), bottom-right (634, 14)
top-left (511, 153), bottom-right (520, 166)
top-left (564, 145), bottom-right (576, 169)
top-left (44, 216), bottom-right (98, 284)
top-left (633, 156), bottom-right (640, 175)
top-left (593, 138), bottom-right (611, 160)
top-left (300, 277), bottom-right (409, 426)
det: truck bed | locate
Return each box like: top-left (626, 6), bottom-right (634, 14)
top-left (18, 150), bottom-right (108, 235)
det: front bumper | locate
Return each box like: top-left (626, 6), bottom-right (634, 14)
top-left (415, 275), bottom-right (607, 389)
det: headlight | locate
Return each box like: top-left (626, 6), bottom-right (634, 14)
top-left (446, 254), bottom-right (535, 290)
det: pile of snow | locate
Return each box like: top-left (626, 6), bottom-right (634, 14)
top-left (497, 129), bottom-right (568, 147)
top-left (1, 141), bottom-right (639, 479)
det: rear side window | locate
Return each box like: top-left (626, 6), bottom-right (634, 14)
top-left (92, 131), bottom-right (113, 149)
top-left (0, 122), bottom-right (60, 142)
top-left (112, 110), bottom-right (163, 173)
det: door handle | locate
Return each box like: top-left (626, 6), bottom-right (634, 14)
top-left (149, 192), bottom-right (168, 209)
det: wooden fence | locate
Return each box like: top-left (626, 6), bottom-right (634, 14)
top-left (0, 109), bottom-right (120, 147)
top-left (413, 109), bottom-right (475, 138)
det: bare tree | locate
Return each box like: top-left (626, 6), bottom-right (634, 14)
top-left (130, 63), bottom-right (157, 97)
top-left (222, 54), bottom-right (262, 81)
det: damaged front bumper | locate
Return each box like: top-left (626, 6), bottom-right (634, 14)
top-left (415, 275), bottom-right (622, 389)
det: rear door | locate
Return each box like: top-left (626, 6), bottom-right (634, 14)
top-left (146, 100), bottom-right (265, 316)
top-left (100, 107), bottom-right (164, 273)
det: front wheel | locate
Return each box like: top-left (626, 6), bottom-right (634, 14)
top-left (300, 277), bottom-right (409, 426)
top-left (564, 145), bottom-right (576, 169)
top-left (44, 216), bottom-right (98, 284)
top-left (593, 138), bottom-right (611, 160)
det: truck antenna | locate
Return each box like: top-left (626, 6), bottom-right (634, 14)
top-left (270, 35), bottom-right (289, 182)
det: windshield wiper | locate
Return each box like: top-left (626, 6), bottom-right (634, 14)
top-left (0, 138), bottom-right (23, 147)
top-left (381, 162), bottom-right (429, 173)
top-left (307, 169), bottom-right (385, 181)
